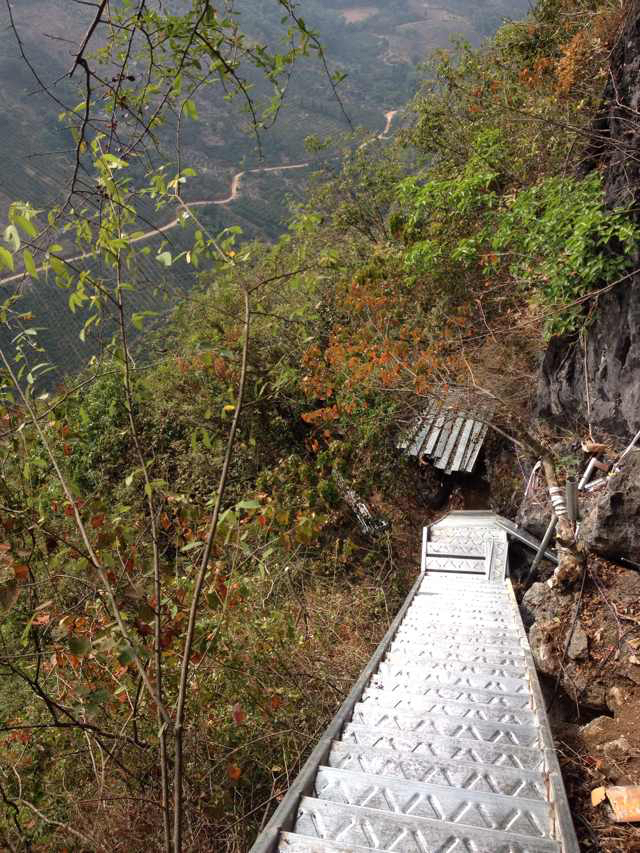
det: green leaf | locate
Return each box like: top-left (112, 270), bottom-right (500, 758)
top-left (183, 99), bottom-right (199, 121)
top-left (131, 310), bottom-right (159, 331)
top-left (4, 225), bottom-right (20, 252)
top-left (118, 645), bottom-right (137, 665)
top-left (101, 153), bottom-right (128, 169)
top-left (15, 215), bottom-right (37, 238)
top-left (0, 247), bottom-right (14, 271)
top-left (236, 499), bottom-right (261, 510)
top-left (156, 251), bottom-right (172, 267)
top-left (23, 249), bottom-right (37, 280)
top-left (86, 688), bottom-right (110, 705)
top-left (69, 635), bottom-right (91, 656)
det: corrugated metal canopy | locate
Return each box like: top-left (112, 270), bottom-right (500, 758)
top-left (398, 395), bottom-right (492, 474)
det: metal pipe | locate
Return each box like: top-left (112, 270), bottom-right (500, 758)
top-left (584, 477), bottom-right (606, 491)
top-left (525, 515), bottom-right (557, 586)
top-left (617, 425), bottom-right (640, 466)
top-left (565, 478), bottom-right (577, 523)
top-left (578, 458), bottom-right (597, 490)
top-left (420, 526), bottom-right (428, 574)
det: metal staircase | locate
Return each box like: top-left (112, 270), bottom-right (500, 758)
top-left (251, 511), bottom-right (578, 853)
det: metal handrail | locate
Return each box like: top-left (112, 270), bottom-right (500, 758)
top-left (248, 572), bottom-right (424, 853)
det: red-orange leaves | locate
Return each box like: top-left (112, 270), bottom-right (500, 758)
top-left (13, 563), bottom-right (29, 581)
top-left (232, 703), bottom-right (246, 725)
top-left (301, 405), bottom-right (339, 425)
top-left (227, 764), bottom-right (242, 782)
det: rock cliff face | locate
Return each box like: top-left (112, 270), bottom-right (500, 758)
top-left (537, 1), bottom-right (640, 438)
top-left (580, 451), bottom-right (640, 562)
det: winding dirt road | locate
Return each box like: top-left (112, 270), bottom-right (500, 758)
top-left (380, 110), bottom-right (398, 139)
top-left (0, 111), bottom-right (399, 286)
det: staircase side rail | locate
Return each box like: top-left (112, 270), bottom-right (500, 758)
top-left (505, 578), bottom-right (580, 853)
top-left (249, 572), bottom-right (424, 853)
top-left (495, 515), bottom-right (559, 564)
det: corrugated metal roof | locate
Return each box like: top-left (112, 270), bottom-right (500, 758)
top-left (398, 396), bottom-right (491, 474)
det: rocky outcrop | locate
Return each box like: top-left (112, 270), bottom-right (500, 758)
top-left (522, 567), bottom-right (640, 711)
top-left (517, 487), bottom-right (552, 541)
top-left (580, 451), bottom-right (640, 562)
top-left (537, 287), bottom-right (640, 438)
top-left (521, 582), bottom-right (608, 706)
top-left (537, 1), bottom-right (640, 438)
top-left (580, 688), bottom-right (640, 785)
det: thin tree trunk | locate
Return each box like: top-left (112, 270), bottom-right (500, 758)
top-left (172, 286), bottom-right (251, 853)
top-left (115, 258), bottom-right (171, 852)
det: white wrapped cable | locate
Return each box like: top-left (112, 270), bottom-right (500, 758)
top-left (524, 460), bottom-right (541, 499)
top-left (549, 485), bottom-right (568, 516)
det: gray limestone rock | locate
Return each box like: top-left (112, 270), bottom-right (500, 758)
top-left (567, 619), bottom-right (588, 660)
top-left (580, 452), bottom-right (640, 563)
top-left (537, 2), bottom-right (640, 439)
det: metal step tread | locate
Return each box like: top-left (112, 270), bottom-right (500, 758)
top-left (401, 611), bottom-right (515, 627)
top-left (279, 833), bottom-right (386, 853)
top-left (383, 650), bottom-right (528, 678)
top-left (340, 723), bottom-right (544, 771)
top-left (351, 701), bottom-right (539, 735)
top-left (392, 626), bottom-right (525, 649)
top-left (401, 607), bottom-right (517, 623)
top-left (359, 689), bottom-right (537, 724)
top-left (426, 542), bottom-right (485, 558)
top-left (386, 642), bottom-right (526, 667)
top-left (313, 766), bottom-right (552, 838)
top-left (328, 741), bottom-right (548, 800)
top-left (372, 665), bottom-right (530, 695)
top-left (292, 797), bottom-right (561, 853)
top-left (365, 680), bottom-right (534, 707)
top-left (344, 712), bottom-right (540, 748)
top-left (405, 604), bottom-right (514, 620)
top-left (418, 585), bottom-right (509, 599)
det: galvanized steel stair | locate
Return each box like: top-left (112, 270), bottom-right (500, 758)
top-left (251, 511), bottom-right (578, 853)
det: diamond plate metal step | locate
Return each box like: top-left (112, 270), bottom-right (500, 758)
top-left (401, 610), bottom-right (515, 628)
top-left (393, 625), bottom-right (524, 649)
top-left (341, 724), bottom-right (544, 771)
top-left (292, 798), bottom-right (561, 852)
top-left (424, 556), bottom-right (486, 573)
top-left (406, 605), bottom-right (515, 621)
top-left (344, 710), bottom-right (540, 748)
top-left (382, 653), bottom-right (529, 679)
top-left (351, 703), bottom-right (538, 738)
top-left (418, 583), bottom-right (509, 596)
top-left (359, 688), bottom-right (536, 725)
top-left (365, 680), bottom-right (534, 708)
top-left (372, 663), bottom-right (530, 695)
top-left (426, 539), bottom-right (486, 556)
top-left (327, 742), bottom-right (548, 799)
top-left (386, 643), bottom-right (527, 668)
top-left (250, 512), bottom-right (578, 853)
top-left (278, 833), bottom-right (386, 852)
top-left (313, 766), bottom-right (553, 837)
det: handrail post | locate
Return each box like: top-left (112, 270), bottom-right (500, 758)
top-left (525, 516), bottom-right (557, 586)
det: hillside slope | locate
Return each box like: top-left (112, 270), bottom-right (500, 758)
top-left (1, 0), bottom-right (638, 851)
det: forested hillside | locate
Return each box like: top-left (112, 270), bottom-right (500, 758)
top-left (0, 0), bottom-right (529, 378)
top-left (1, 0), bottom-right (637, 851)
